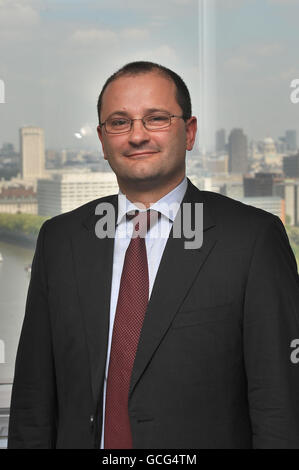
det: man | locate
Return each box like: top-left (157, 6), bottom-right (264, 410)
top-left (8, 61), bottom-right (299, 449)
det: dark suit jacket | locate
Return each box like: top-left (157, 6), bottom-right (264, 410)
top-left (7, 178), bottom-right (299, 449)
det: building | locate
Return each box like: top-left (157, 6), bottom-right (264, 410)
top-left (216, 129), bottom-right (226, 153)
top-left (220, 182), bottom-right (244, 200)
top-left (20, 127), bottom-right (45, 181)
top-left (188, 175), bottom-right (213, 191)
top-left (277, 137), bottom-right (287, 154)
top-left (243, 173), bottom-right (274, 197)
top-left (285, 130), bottom-right (297, 152)
top-left (236, 196), bottom-right (285, 223)
top-left (261, 137), bottom-right (284, 168)
top-left (285, 179), bottom-right (299, 226)
top-left (206, 155), bottom-right (229, 174)
top-left (0, 143), bottom-right (15, 158)
top-left (263, 137), bottom-right (276, 156)
top-left (60, 150), bottom-right (67, 166)
top-left (228, 129), bottom-right (248, 175)
top-left (208, 173), bottom-right (243, 195)
top-left (0, 184), bottom-right (37, 214)
top-left (283, 153), bottom-right (299, 178)
top-left (37, 171), bottom-right (118, 217)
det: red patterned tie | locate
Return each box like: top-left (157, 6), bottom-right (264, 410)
top-left (104, 209), bottom-right (157, 449)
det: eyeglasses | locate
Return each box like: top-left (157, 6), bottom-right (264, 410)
top-left (100, 112), bottom-right (185, 135)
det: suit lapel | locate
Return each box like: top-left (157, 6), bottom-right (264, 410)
top-left (128, 180), bottom-right (218, 400)
top-left (71, 194), bottom-right (118, 407)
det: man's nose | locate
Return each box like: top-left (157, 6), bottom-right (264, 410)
top-left (128, 119), bottom-right (150, 145)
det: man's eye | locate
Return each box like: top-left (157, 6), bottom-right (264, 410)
top-left (147, 115), bottom-right (168, 122)
top-left (110, 119), bottom-right (128, 127)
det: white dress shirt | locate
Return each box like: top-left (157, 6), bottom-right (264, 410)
top-left (100, 176), bottom-right (188, 449)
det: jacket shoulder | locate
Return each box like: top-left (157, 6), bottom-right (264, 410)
top-left (195, 189), bottom-right (286, 255)
top-left (199, 189), bottom-right (279, 227)
top-left (40, 193), bottom-right (117, 237)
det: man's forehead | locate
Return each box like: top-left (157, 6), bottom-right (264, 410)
top-left (105, 73), bottom-right (174, 97)
top-left (102, 73), bottom-right (176, 112)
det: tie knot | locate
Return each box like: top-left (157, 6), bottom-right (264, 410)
top-left (126, 209), bottom-right (160, 237)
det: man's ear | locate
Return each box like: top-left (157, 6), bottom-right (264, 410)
top-left (186, 117), bottom-right (197, 151)
top-left (97, 125), bottom-right (108, 160)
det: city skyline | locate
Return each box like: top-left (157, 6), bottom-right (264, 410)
top-left (0, 123), bottom-right (298, 156)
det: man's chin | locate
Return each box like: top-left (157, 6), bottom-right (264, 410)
top-left (120, 170), bottom-right (163, 187)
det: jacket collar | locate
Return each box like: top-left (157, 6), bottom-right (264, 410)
top-left (82, 177), bottom-right (216, 234)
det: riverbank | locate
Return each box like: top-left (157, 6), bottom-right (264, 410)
top-left (0, 213), bottom-right (48, 249)
top-left (0, 230), bottom-right (37, 249)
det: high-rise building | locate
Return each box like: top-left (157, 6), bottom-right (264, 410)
top-left (37, 170), bottom-right (118, 216)
top-left (206, 155), bottom-right (228, 174)
top-left (236, 196), bottom-right (285, 224)
top-left (243, 173), bottom-right (274, 197)
top-left (220, 181), bottom-right (244, 200)
top-left (228, 129), bottom-right (248, 174)
top-left (60, 149), bottom-right (67, 165)
top-left (20, 127), bottom-right (45, 180)
top-left (285, 180), bottom-right (299, 226)
top-left (283, 153), bottom-right (299, 178)
top-left (1, 143), bottom-right (14, 155)
top-left (285, 130), bottom-right (297, 152)
top-left (277, 137), bottom-right (287, 154)
top-left (216, 129), bottom-right (226, 153)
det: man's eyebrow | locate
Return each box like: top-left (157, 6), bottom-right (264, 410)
top-left (107, 111), bottom-right (129, 118)
top-left (107, 108), bottom-right (171, 119)
top-left (144, 108), bottom-right (170, 114)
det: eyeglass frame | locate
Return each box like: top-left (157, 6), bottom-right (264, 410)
top-left (99, 112), bottom-right (187, 135)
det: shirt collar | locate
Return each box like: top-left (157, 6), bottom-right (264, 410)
top-left (117, 176), bottom-right (188, 227)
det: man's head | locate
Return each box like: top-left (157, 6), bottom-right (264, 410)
top-left (97, 61), bottom-right (197, 194)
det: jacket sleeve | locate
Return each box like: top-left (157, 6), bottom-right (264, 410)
top-left (7, 220), bottom-right (58, 449)
top-left (243, 215), bottom-right (299, 449)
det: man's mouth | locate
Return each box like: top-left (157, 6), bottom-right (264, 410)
top-left (126, 151), bottom-right (158, 158)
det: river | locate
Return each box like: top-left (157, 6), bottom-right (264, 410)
top-left (0, 239), bottom-right (34, 446)
top-left (0, 239), bottom-right (35, 410)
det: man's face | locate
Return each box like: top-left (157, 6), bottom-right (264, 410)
top-left (97, 72), bottom-right (197, 190)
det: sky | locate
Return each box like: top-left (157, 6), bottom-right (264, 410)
top-left (0, 0), bottom-right (298, 152)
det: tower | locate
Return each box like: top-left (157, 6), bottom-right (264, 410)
top-left (20, 127), bottom-right (45, 180)
top-left (228, 128), bottom-right (248, 174)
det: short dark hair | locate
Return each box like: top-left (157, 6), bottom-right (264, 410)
top-left (97, 61), bottom-right (192, 124)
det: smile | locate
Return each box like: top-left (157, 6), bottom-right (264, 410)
top-left (126, 152), bottom-right (158, 158)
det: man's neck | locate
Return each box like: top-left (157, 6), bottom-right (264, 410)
top-left (119, 175), bottom-right (186, 208)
